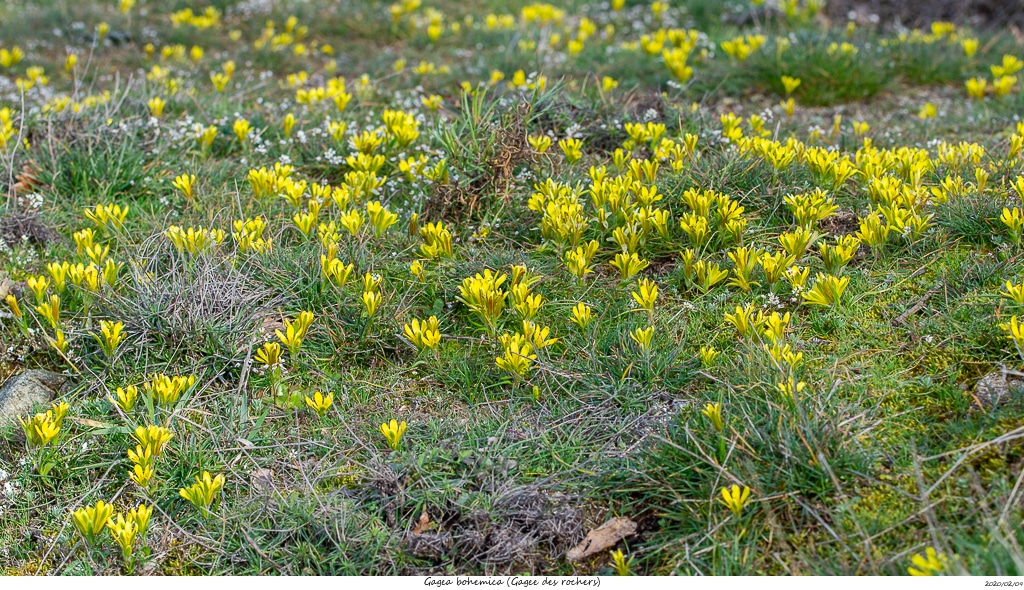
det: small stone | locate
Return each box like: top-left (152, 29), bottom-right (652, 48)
top-left (250, 468), bottom-right (275, 492)
top-left (973, 370), bottom-right (1024, 410)
top-left (406, 531), bottom-right (453, 559)
top-left (566, 516), bottom-right (637, 562)
top-left (0, 370), bottom-right (68, 426)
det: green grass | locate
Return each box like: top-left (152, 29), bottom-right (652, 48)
top-left (1, 0), bottom-right (1024, 578)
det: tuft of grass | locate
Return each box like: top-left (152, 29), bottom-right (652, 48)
top-left (746, 35), bottom-right (891, 105)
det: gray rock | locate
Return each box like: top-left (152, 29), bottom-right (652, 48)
top-left (0, 370), bottom-right (68, 425)
top-left (973, 370), bottom-right (1024, 410)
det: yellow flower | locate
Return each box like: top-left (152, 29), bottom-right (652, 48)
top-left (697, 345), bottom-right (719, 367)
top-left (93, 320), bottom-right (125, 357)
top-left (856, 212), bottom-right (891, 251)
top-left (1002, 207), bottom-right (1024, 245)
top-left (528, 134), bottom-right (552, 153)
top-left (321, 257), bottom-right (354, 287)
top-left (760, 312), bottom-right (790, 344)
top-left (961, 38), bottom-right (978, 57)
top-left (0, 47), bottom-right (23, 69)
top-left (35, 294), bottom-right (61, 329)
top-left (379, 419), bottom-right (408, 450)
top-left (133, 425), bottom-right (173, 456)
top-left (196, 125), bottom-right (217, 150)
top-left (781, 97), bottom-right (795, 117)
top-left (293, 309), bottom-right (314, 333)
top-left (143, 374), bottom-right (196, 406)
top-left (19, 408), bottom-right (62, 448)
top-left (362, 273), bottom-right (381, 294)
top-left (419, 221), bottom-right (453, 258)
top-left (1000, 315), bottom-right (1024, 352)
top-left (777, 378), bottom-right (806, 400)
top-left (917, 102), bottom-right (937, 120)
top-left (179, 471), bottom-right (226, 517)
top-left (47, 261), bottom-right (70, 292)
top-left (171, 174), bottom-right (194, 201)
top-left (991, 54), bottom-right (1023, 78)
top-left (701, 402), bottom-right (724, 432)
top-left (84, 203), bottom-right (129, 232)
top-left (339, 208), bottom-right (365, 235)
top-left (293, 211), bottom-right (316, 237)
top-left (333, 92), bottom-right (352, 113)
top-left (966, 77), bottom-right (987, 99)
top-left (71, 228), bottom-right (94, 254)
top-left (366, 201), bottom-right (398, 236)
top-left (255, 341), bottom-right (282, 367)
top-left (233, 118), bottom-right (251, 143)
top-left (83, 243), bottom-right (110, 265)
top-left (282, 113), bottom-right (296, 137)
top-left (210, 72), bottom-right (230, 91)
top-left (410, 260), bottom-right (425, 280)
top-left (520, 320), bottom-right (558, 350)
top-left (609, 252), bottom-right (649, 281)
top-left (659, 46), bottom-right (692, 81)
top-left (819, 236), bottom-right (860, 273)
top-left (724, 304), bottom-right (761, 338)
top-left (127, 504), bottom-right (152, 537)
top-left (361, 290), bottom-right (382, 317)
top-left (419, 94), bottom-right (441, 111)
top-left (564, 240), bottom-right (598, 280)
top-left (765, 343), bottom-right (804, 368)
top-left (496, 334), bottom-right (536, 378)
top-left (48, 329), bottom-right (69, 354)
top-left (404, 316), bottom-right (442, 351)
top-left (513, 291), bottom-right (544, 319)
top-left (693, 260), bottom-right (728, 292)
top-left (108, 513), bottom-right (138, 560)
top-left (908, 547), bottom-right (949, 576)
top-left (610, 549), bottom-right (633, 576)
top-left (631, 278), bottom-right (658, 315)
top-left (457, 269), bottom-right (507, 333)
top-left (381, 109), bottom-right (420, 146)
top-left (722, 34), bottom-right (764, 61)
top-left (570, 302), bottom-right (593, 331)
top-left (128, 444), bottom-right (156, 488)
top-left (26, 275), bottom-right (49, 304)
top-left (276, 318), bottom-right (306, 357)
top-left (778, 227), bottom-right (817, 258)
top-left (1002, 281), bottom-right (1024, 305)
top-left (70, 500), bottom-right (114, 545)
top-left (780, 75), bottom-right (801, 94)
top-left (102, 259), bottom-right (121, 288)
top-left (558, 138), bottom-right (583, 164)
top-left (110, 384), bottom-right (139, 413)
top-left (4, 293), bottom-right (22, 319)
top-left (629, 325), bottom-right (654, 354)
top-left (304, 391), bottom-right (334, 417)
top-left (718, 484), bottom-right (751, 516)
top-left (802, 274), bottom-right (849, 307)
top-left (994, 75), bottom-right (1019, 97)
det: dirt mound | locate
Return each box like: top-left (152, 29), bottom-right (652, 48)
top-left (825, 0), bottom-right (1024, 28)
top-left (0, 210), bottom-right (61, 248)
